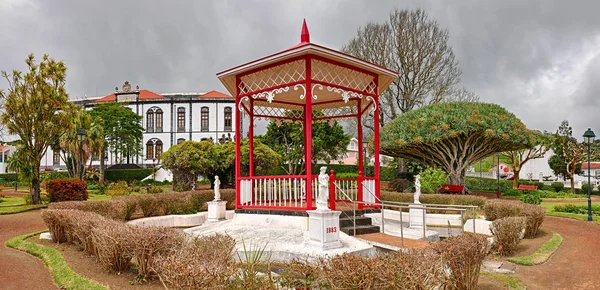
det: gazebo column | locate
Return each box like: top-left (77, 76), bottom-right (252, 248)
top-left (249, 99), bottom-right (255, 177)
top-left (357, 98), bottom-right (364, 209)
top-left (235, 77), bottom-right (242, 209)
top-left (304, 57), bottom-right (313, 209)
top-left (373, 78), bottom-right (381, 202)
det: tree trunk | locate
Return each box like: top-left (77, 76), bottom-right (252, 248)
top-left (512, 169), bottom-right (520, 189)
top-left (448, 169), bottom-right (465, 185)
top-left (99, 150), bottom-right (105, 183)
top-left (30, 160), bottom-right (41, 204)
top-left (570, 172), bottom-right (575, 194)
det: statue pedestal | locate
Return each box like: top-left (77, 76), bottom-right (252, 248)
top-left (207, 200), bottom-right (227, 222)
top-left (409, 204), bottom-right (427, 230)
top-left (307, 209), bottom-right (343, 250)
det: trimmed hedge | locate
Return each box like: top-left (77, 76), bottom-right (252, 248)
top-left (48, 189), bottom-right (236, 221)
top-left (483, 200), bottom-right (545, 238)
top-left (0, 173), bottom-right (18, 183)
top-left (381, 191), bottom-right (486, 207)
top-left (266, 164), bottom-right (396, 180)
top-left (104, 169), bottom-right (153, 182)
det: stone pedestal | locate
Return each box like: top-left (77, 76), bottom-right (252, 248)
top-left (207, 200), bottom-right (227, 222)
top-left (307, 209), bottom-right (343, 250)
top-left (409, 204), bottom-right (427, 230)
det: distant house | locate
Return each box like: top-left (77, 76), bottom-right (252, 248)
top-left (0, 145), bottom-right (11, 173)
top-left (338, 138), bottom-right (362, 165)
top-left (518, 149), bottom-right (556, 181)
top-left (490, 162), bottom-right (511, 176)
top-left (581, 162), bottom-right (600, 178)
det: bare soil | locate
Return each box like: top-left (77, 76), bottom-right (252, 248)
top-left (514, 216), bottom-right (600, 290)
top-left (0, 210), bottom-right (58, 290)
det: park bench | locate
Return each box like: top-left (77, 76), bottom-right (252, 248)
top-left (518, 185), bottom-right (537, 190)
top-left (438, 184), bottom-right (465, 194)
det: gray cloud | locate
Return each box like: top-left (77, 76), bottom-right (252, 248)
top-left (2, 0), bottom-right (600, 137)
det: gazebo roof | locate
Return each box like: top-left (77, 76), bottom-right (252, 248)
top-left (217, 20), bottom-right (398, 101)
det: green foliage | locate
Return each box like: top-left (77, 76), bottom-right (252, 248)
top-left (553, 204), bottom-right (600, 215)
top-left (0, 173), bottom-right (18, 183)
top-left (502, 189), bottom-right (522, 197)
top-left (520, 194), bottom-right (541, 205)
top-left (419, 167), bottom-right (448, 193)
top-left (387, 178), bottom-right (412, 192)
top-left (381, 191), bottom-right (487, 207)
top-left (335, 172), bottom-right (359, 178)
top-left (89, 102), bottom-right (143, 169)
top-left (103, 169), bottom-right (152, 182)
top-left (381, 102), bottom-right (531, 184)
top-left (40, 171), bottom-right (71, 183)
top-left (507, 232), bottom-right (563, 266)
top-left (1, 54), bottom-right (73, 204)
top-left (465, 176), bottom-right (513, 191)
top-left (550, 182), bottom-right (565, 192)
top-left (260, 114), bottom-right (350, 175)
top-left (581, 183), bottom-right (595, 193)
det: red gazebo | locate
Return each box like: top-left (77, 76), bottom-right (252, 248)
top-left (217, 20), bottom-right (397, 211)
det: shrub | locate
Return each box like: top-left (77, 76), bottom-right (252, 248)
top-left (40, 209), bottom-right (73, 243)
top-left (464, 176), bottom-right (513, 191)
top-left (491, 217), bottom-right (526, 255)
top-left (145, 185), bottom-right (164, 194)
top-left (521, 193), bottom-right (541, 205)
top-left (335, 172), bottom-right (358, 178)
top-left (501, 188), bottom-right (522, 197)
top-left (23, 194), bottom-right (32, 205)
top-left (432, 234), bottom-right (489, 290)
top-left (387, 178), bottom-right (412, 192)
top-left (521, 204), bottom-right (545, 238)
top-left (91, 221), bottom-right (135, 273)
top-left (551, 182), bottom-right (565, 192)
top-left (129, 226), bottom-right (182, 279)
top-left (581, 183), bottom-right (595, 193)
top-left (154, 234), bottom-right (236, 289)
top-left (483, 200), bottom-right (523, 221)
top-left (419, 167), bottom-right (449, 193)
top-left (46, 179), bottom-right (88, 202)
top-left (554, 204), bottom-right (600, 215)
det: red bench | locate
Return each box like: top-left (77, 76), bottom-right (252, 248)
top-left (438, 184), bottom-right (465, 194)
top-left (518, 185), bottom-right (537, 190)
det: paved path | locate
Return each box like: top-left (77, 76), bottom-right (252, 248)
top-left (515, 216), bottom-right (600, 290)
top-left (0, 210), bottom-right (58, 290)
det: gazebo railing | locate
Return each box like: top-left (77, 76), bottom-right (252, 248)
top-left (238, 175), bottom-right (317, 209)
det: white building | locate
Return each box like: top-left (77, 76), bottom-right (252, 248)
top-left (40, 81), bottom-right (236, 170)
top-left (518, 149), bottom-right (555, 181)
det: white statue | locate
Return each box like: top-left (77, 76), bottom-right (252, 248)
top-left (214, 176), bottom-right (221, 201)
top-left (317, 167), bottom-right (329, 210)
top-left (414, 174), bottom-right (421, 204)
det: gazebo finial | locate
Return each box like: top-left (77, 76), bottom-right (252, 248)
top-left (300, 19), bottom-right (310, 43)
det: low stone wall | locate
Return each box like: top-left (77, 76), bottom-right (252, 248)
top-left (127, 211), bottom-right (235, 228)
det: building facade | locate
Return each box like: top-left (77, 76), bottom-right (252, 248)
top-left (41, 81), bottom-right (236, 170)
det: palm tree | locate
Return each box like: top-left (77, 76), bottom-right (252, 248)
top-left (58, 108), bottom-right (104, 180)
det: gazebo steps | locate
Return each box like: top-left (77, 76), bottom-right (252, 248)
top-left (341, 224), bottom-right (381, 236)
top-left (339, 216), bottom-right (374, 227)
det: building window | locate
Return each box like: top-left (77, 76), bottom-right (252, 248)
top-left (177, 138), bottom-right (185, 144)
top-left (146, 110), bottom-right (154, 133)
top-left (146, 139), bottom-right (163, 160)
top-left (146, 140), bottom-right (154, 159)
top-left (155, 109), bottom-right (163, 133)
top-left (201, 107), bottom-right (209, 132)
top-left (224, 107), bottom-right (232, 131)
top-left (53, 151), bottom-right (60, 166)
top-left (155, 140), bottom-right (163, 160)
top-left (177, 107), bottom-right (185, 132)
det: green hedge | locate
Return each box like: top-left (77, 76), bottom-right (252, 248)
top-left (266, 164), bottom-right (396, 180)
top-left (104, 169), bottom-right (153, 182)
top-left (0, 173), bottom-right (18, 183)
top-left (465, 177), bottom-right (513, 191)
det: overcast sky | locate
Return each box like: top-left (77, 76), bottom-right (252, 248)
top-left (2, 0), bottom-right (600, 137)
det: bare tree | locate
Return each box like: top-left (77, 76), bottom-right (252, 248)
top-left (342, 8), bottom-right (471, 132)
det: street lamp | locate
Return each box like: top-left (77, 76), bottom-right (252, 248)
top-left (583, 128), bottom-right (595, 222)
top-left (76, 128), bottom-right (87, 181)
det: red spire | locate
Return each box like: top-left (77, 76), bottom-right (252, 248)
top-left (300, 19), bottom-right (310, 43)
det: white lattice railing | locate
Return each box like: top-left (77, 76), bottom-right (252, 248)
top-left (334, 178), bottom-right (358, 201)
top-left (362, 179), bottom-right (376, 205)
top-left (239, 176), bottom-right (312, 209)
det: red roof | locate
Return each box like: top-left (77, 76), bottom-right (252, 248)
top-left (95, 90), bottom-right (165, 103)
top-left (0, 145), bottom-right (8, 150)
top-left (582, 162), bottom-right (600, 170)
top-left (199, 90), bottom-right (233, 99)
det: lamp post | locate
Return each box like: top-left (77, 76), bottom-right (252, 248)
top-left (152, 158), bottom-right (157, 183)
top-left (497, 152), bottom-right (501, 198)
top-left (479, 159), bottom-right (482, 189)
top-left (76, 128), bottom-right (87, 181)
top-left (583, 128), bottom-right (595, 222)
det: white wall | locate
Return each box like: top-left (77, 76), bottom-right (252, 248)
top-left (519, 149), bottom-right (555, 180)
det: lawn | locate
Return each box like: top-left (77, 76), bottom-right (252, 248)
top-left (540, 201), bottom-right (600, 224)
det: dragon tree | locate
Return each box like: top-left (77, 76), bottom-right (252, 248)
top-left (381, 102), bottom-right (532, 186)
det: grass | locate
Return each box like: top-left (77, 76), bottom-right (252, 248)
top-left (0, 196), bottom-right (27, 207)
top-left (480, 272), bottom-right (526, 290)
top-left (507, 232), bottom-right (563, 265)
top-left (5, 231), bottom-right (107, 290)
top-left (540, 201), bottom-right (600, 224)
top-left (0, 204), bottom-right (48, 214)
